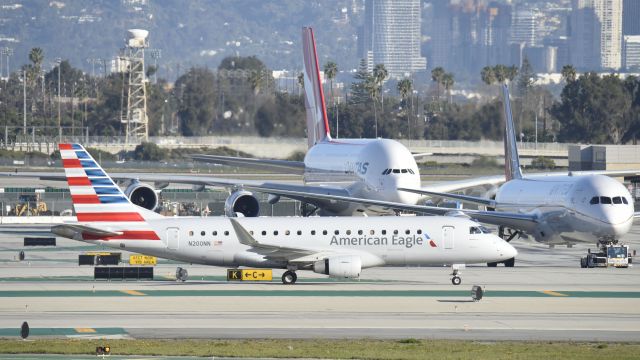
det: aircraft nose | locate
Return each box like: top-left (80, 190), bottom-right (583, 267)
top-left (502, 241), bottom-right (518, 259)
top-left (600, 207), bottom-right (634, 237)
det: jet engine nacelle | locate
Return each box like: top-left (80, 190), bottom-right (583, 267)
top-left (225, 190), bottom-right (260, 217)
top-left (124, 182), bottom-right (158, 211)
top-left (313, 256), bottom-right (362, 278)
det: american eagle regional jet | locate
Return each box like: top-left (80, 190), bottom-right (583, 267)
top-left (49, 143), bottom-right (516, 285)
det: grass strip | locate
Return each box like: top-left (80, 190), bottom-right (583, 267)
top-left (0, 339), bottom-right (638, 360)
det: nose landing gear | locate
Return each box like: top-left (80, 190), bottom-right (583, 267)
top-left (450, 264), bottom-right (465, 285)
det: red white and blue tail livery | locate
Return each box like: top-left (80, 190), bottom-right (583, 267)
top-left (58, 143), bottom-right (161, 242)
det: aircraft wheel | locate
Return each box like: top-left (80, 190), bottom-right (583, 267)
top-left (451, 276), bottom-right (462, 286)
top-left (282, 270), bottom-right (297, 285)
top-left (487, 262), bottom-right (498, 267)
top-left (503, 258), bottom-right (515, 267)
top-left (580, 257), bottom-right (587, 268)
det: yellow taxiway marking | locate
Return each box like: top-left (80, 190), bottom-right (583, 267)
top-left (542, 290), bottom-right (568, 297)
top-left (120, 290), bottom-right (146, 296)
top-left (75, 328), bottom-right (96, 333)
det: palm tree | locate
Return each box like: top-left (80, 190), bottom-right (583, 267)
top-left (373, 63), bottom-right (388, 111)
top-left (431, 67), bottom-right (445, 100)
top-left (561, 64), bottom-right (577, 83)
top-left (480, 66), bottom-right (496, 85)
top-left (397, 78), bottom-right (413, 138)
top-left (297, 72), bottom-right (304, 94)
top-left (364, 75), bottom-right (380, 137)
top-left (441, 73), bottom-right (455, 104)
top-left (323, 61), bottom-right (338, 137)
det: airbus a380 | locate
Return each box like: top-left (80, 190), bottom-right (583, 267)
top-left (49, 143), bottom-right (516, 285)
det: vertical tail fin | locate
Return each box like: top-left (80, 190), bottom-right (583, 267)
top-left (502, 84), bottom-right (523, 181)
top-left (59, 143), bottom-right (161, 241)
top-left (302, 27), bottom-right (331, 149)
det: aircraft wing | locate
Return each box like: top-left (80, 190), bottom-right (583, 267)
top-left (230, 218), bottom-right (336, 263)
top-left (191, 154), bottom-right (305, 175)
top-left (399, 187), bottom-right (496, 208)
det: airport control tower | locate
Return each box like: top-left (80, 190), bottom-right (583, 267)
top-left (121, 29), bottom-right (149, 143)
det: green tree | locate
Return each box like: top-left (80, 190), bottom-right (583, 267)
top-left (175, 67), bottom-right (217, 136)
top-left (517, 57), bottom-right (534, 96)
top-left (323, 61), bottom-right (338, 136)
top-left (442, 73), bottom-right (455, 104)
top-left (350, 59), bottom-right (370, 104)
top-left (373, 63), bottom-right (388, 110)
top-left (481, 66), bottom-right (496, 85)
top-left (133, 141), bottom-right (167, 161)
top-left (561, 64), bottom-right (577, 83)
top-left (431, 67), bottom-right (446, 100)
top-left (397, 78), bottom-right (413, 137)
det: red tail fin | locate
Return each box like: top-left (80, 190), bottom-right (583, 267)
top-left (302, 27), bottom-right (331, 149)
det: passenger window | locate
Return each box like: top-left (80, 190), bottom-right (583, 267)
top-left (323, 230), bottom-right (327, 235)
top-left (213, 231), bottom-right (217, 236)
top-left (346, 230), bottom-right (352, 235)
top-left (405, 229), bottom-right (410, 234)
top-left (393, 169), bottom-right (400, 173)
top-left (590, 197), bottom-right (599, 205)
top-left (189, 231), bottom-right (194, 236)
top-left (622, 197), bottom-right (629, 204)
top-left (297, 230), bottom-right (302, 235)
top-left (358, 230), bottom-right (363, 235)
top-left (613, 196), bottom-right (622, 204)
top-left (273, 230), bottom-right (279, 235)
top-left (285, 230), bottom-right (290, 235)
top-left (250, 231), bottom-right (254, 235)
top-left (224, 231), bottom-right (229, 236)
top-left (311, 230), bottom-right (316, 235)
top-left (600, 196), bottom-right (612, 204)
top-left (382, 230), bottom-right (387, 235)
top-left (393, 230), bottom-right (398, 235)
top-left (335, 230), bottom-right (339, 235)
top-left (370, 230), bottom-right (375, 235)
top-left (262, 231), bottom-right (266, 236)
top-left (417, 229), bottom-right (422, 234)
top-left (200, 231), bottom-right (205, 236)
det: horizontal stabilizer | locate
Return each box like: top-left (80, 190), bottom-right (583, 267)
top-left (52, 224), bottom-right (122, 240)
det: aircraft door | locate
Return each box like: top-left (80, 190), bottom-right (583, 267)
top-left (166, 227), bottom-right (179, 250)
top-left (442, 226), bottom-right (454, 249)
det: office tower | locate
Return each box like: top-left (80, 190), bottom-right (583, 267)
top-left (570, 0), bottom-right (622, 70)
top-left (480, 1), bottom-right (512, 66)
top-left (623, 35), bottom-right (640, 70)
top-left (361, 0), bottom-right (427, 78)
top-left (511, 5), bottom-right (537, 48)
top-left (623, 0), bottom-right (640, 36)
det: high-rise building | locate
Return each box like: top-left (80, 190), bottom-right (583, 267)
top-left (623, 35), bottom-right (640, 70)
top-left (570, 0), bottom-right (622, 71)
top-left (623, 0), bottom-right (640, 36)
top-left (361, 0), bottom-right (426, 78)
top-left (480, 1), bottom-right (512, 66)
top-left (511, 5), bottom-right (537, 48)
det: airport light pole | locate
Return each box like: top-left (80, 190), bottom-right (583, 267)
top-left (22, 69), bottom-right (26, 135)
top-left (55, 58), bottom-right (61, 139)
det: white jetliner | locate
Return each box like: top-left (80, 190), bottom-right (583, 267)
top-left (49, 143), bottom-right (516, 285)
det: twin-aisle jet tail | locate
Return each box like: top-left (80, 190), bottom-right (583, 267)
top-left (502, 84), bottom-right (523, 181)
top-left (55, 143), bottom-right (162, 241)
top-left (302, 26), bottom-right (331, 149)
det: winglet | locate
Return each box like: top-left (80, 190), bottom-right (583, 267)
top-left (502, 84), bottom-right (523, 181)
top-left (302, 27), bottom-right (331, 149)
top-left (229, 218), bottom-right (260, 247)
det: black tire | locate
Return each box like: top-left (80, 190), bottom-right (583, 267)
top-left (281, 271), bottom-right (297, 285)
top-left (487, 262), bottom-right (498, 267)
top-left (503, 258), bottom-right (515, 267)
top-left (580, 257), bottom-right (587, 268)
top-left (451, 276), bottom-right (462, 286)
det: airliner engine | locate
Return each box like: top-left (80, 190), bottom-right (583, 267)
top-left (124, 182), bottom-right (158, 211)
top-left (225, 190), bottom-right (260, 217)
top-left (313, 256), bottom-right (362, 278)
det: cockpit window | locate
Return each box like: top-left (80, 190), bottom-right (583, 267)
top-left (622, 197), bottom-right (629, 204)
top-left (613, 196), bottom-right (622, 204)
top-left (393, 169), bottom-right (400, 173)
top-left (600, 196), bottom-right (612, 204)
top-left (589, 197), bottom-right (599, 205)
top-left (480, 226), bottom-right (492, 234)
top-left (469, 227), bottom-right (482, 234)
top-left (401, 169), bottom-right (408, 173)
top-left (408, 169), bottom-right (415, 174)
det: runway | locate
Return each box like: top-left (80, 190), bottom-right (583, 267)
top-left (0, 227), bottom-right (639, 342)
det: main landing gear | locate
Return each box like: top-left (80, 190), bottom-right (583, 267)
top-left (281, 270), bottom-right (297, 285)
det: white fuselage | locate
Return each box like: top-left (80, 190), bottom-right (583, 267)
top-left (495, 175), bottom-right (634, 244)
top-left (303, 139), bottom-right (421, 215)
top-left (83, 216), bottom-right (516, 269)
